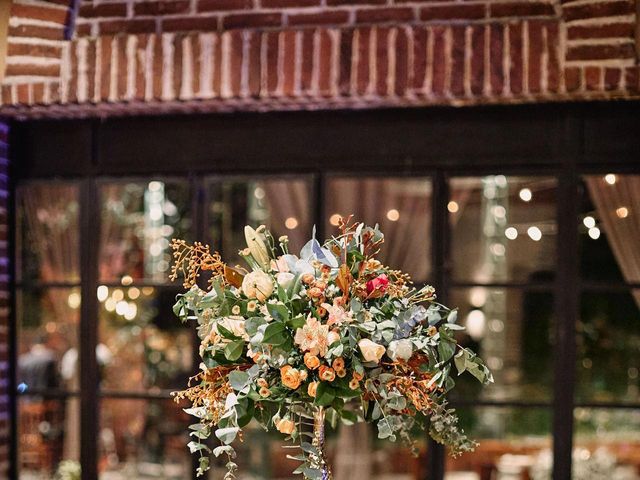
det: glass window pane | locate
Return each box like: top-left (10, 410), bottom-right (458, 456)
top-left (576, 290), bottom-right (640, 404)
top-left (449, 288), bottom-right (554, 402)
top-left (18, 394), bottom-right (80, 478)
top-left (580, 174), bottom-right (640, 284)
top-left (450, 176), bottom-right (557, 283)
top-left (99, 399), bottom-right (190, 479)
top-left (324, 177), bottom-right (432, 283)
top-left (99, 287), bottom-right (192, 392)
top-left (574, 407), bottom-right (640, 478)
top-left (208, 178), bottom-right (313, 263)
top-left (446, 407), bottom-right (552, 480)
top-left (99, 181), bottom-right (191, 284)
top-left (16, 183), bottom-right (80, 283)
top-left (17, 288), bottom-right (80, 393)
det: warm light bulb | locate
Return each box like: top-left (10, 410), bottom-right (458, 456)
top-left (616, 207), bottom-right (629, 218)
top-left (588, 227), bottom-right (600, 240)
top-left (386, 209), bottom-right (400, 222)
top-left (527, 226), bottom-right (542, 241)
top-left (97, 285), bottom-right (109, 302)
top-left (329, 214), bottom-right (342, 226)
top-left (121, 275), bottom-right (133, 286)
top-left (466, 310), bottom-right (486, 341)
top-left (583, 216), bottom-right (595, 229)
top-left (67, 292), bottom-right (81, 309)
top-left (604, 174), bottom-right (616, 185)
top-left (285, 217), bottom-right (299, 229)
top-left (505, 227), bottom-right (518, 240)
top-left (447, 201), bottom-right (459, 213)
top-left (519, 188), bottom-right (532, 202)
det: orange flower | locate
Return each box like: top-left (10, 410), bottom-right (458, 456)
top-left (336, 368), bottom-right (347, 378)
top-left (319, 366), bottom-right (336, 382)
top-left (276, 418), bottom-right (296, 435)
top-left (295, 317), bottom-right (330, 357)
top-left (259, 387), bottom-right (271, 397)
top-left (280, 365), bottom-right (302, 390)
top-left (308, 287), bottom-right (323, 298)
top-left (307, 381), bottom-right (319, 398)
top-left (353, 371), bottom-right (364, 381)
top-left (257, 378), bottom-right (269, 388)
top-left (332, 357), bottom-right (345, 371)
top-left (349, 379), bottom-right (359, 390)
top-left (304, 353), bottom-right (321, 370)
top-left (301, 273), bottom-right (315, 284)
top-left (299, 369), bottom-right (308, 381)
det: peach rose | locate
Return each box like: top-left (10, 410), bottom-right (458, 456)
top-left (307, 381), bottom-right (319, 398)
top-left (358, 339), bottom-right (385, 364)
top-left (332, 357), bottom-right (345, 371)
top-left (257, 378), bottom-right (269, 388)
top-left (349, 379), bottom-right (359, 390)
top-left (259, 387), bottom-right (271, 397)
top-left (242, 270), bottom-right (274, 302)
top-left (336, 369), bottom-right (347, 378)
top-left (304, 353), bottom-right (321, 370)
top-left (276, 418), bottom-right (296, 435)
top-left (353, 371), bottom-right (364, 381)
top-left (280, 365), bottom-right (302, 390)
top-left (319, 366), bottom-right (336, 382)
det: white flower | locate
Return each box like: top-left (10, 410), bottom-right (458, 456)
top-left (216, 316), bottom-right (249, 340)
top-left (358, 339), bottom-right (385, 364)
top-left (327, 330), bottom-right (340, 346)
top-left (242, 270), bottom-right (274, 302)
top-left (387, 339), bottom-right (413, 362)
top-left (276, 272), bottom-right (295, 290)
top-left (244, 225), bottom-right (270, 270)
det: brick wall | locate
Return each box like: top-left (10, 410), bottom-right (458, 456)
top-left (0, 122), bottom-right (9, 479)
top-left (0, 0), bottom-right (636, 114)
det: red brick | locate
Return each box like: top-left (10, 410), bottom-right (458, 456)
top-left (190, 33), bottom-right (201, 96)
top-left (528, 21), bottom-right (543, 93)
top-left (508, 22), bottom-right (523, 95)
top-left (355, 28), bottom-right (371, 95)
top-left (421, 4), bottom-right (485, 20)
top-left (450, 25), bottom-right (465, 96)
top-left (98, 19), bottom-right (156, 35)
top-left (584, 66), bottom-right (601, 90)
top-left (11, 3), bottom-right (69, 24)
top-left (546, 23), bottom-right (559, 92)
top-left (1, 86), bottom-right (12, 105)
top-left (489, 25), bottom-right (504, 95)
top-left (624, 66), bottom-right (639, 92)
top-left (375, 27), bottom-right (390, 96)
top-left (262, 0), bottom-right (320, 7)
top-left (327, 0), bottom-right (385, 5)
top-left (431, 26), bottom-right (446, 96)
top-left (604, 67), bottom-right (621, 90)
top-left (563, 0), bottom-right (634, 21)
top-left (162, 16), bottom-right (219, 32)
top-left (79, 2), bottom-right (127, 18)
top-left (100, 35), bottom-right (113, 100)
top-left (288, 10), bottom-right (350, 26)
top-left (134, 1), bottom-right (190, 16)
top-left (263, 31), bottom-right (280, 95)
top-left (566, 43), bottom-right (635, 61)
top-left (32, 83), bottom-right (45, 104)
top-left (412, 26), bottom-right (427, 91)
top-left (222, 12), bottom-right (282, 29)
top-left (490, 1), bottom-right (555, 17)
top-left (17, 84), bottom-right (29, 104)
top-left (76, 23), bottom-right (92, 36)
top-left (338, 28), bottom-right (353, 95)
top-left (564, 66), bottom-right (581, 92)
top-left (69, 39), bottom-right (78, 102)
top-left (213, 33), bottom-right (223, 95)
top-left (7, 42), bottom-right (62, 59)
top-left (247, 31), bottom-right (261, 97)
top-left (152, 35), bottom-right (163, 99)
top-left (318, 29), bottom-right (334, 95)
top-left (470, 25), bottom-right (485, 95)
top-left (281, 31), bottom-right (297, 96)
top-left (135, 35), bottom-right (149, 100)
top-left (116, 36), bottom-right (127, 99)
top-left (198, 0), bottom-right (252, 11)
top-left (227, 31), bottom-right (243, 97)
top-left (173, 33), bottom-right (185, 98)
top-left (395, 27), bottom-right (409, 96)
top-left (87, 39), bottom-right (97, 101)
top-left (5, 63), bottom-right (60, 77)
top-left (356, 7), bottom-right (414, 23)
top-left (9, 24), bottom-right (65, 41)
top-left (300, 29), bottom-right (315, 92)
top-left (567, 22), bottom-right (635, 40)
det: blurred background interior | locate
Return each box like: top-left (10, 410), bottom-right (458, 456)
top-left (14, 174), bottom-right (640, 479)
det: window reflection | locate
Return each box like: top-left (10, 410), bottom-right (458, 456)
top-left (100, 182), bottom-right (191, 283)
top-left (99, 287), bottom-right (192, 392)
top-left (99, 399), bottom-right (190, 479)
top-left (576, 290), bottom-right (640, 403)
top-left (446, 407), bottom-right (552, 480)
top-left (19, 395), bottom-right (80, 479)
top-left (208, 178), bottom-right (312, 264)
top-left (16, 183), bottom-right (80, 283)
top-left (449, 288), bottom-right (554, 402)
top-left (450, 176), bottom-right (557, 283)
top-left (324, 177), bottom-right (431, 283)
top-left (573, 408), bottom-right (640, 480)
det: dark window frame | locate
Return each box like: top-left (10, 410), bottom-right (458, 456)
top-left (9, 101), bottom-right (640, 480)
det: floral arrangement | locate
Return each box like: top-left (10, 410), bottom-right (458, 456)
top-left (170, 217), bottom-right (492, 479)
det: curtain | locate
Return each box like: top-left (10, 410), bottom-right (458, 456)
top-left (586, 175), bottom-right (640, 304)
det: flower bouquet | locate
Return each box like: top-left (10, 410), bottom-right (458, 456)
top-left (170, 217), bottom-right (492, 479)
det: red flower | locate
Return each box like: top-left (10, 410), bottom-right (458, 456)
top-left (366, 274), bottom-right (389, 294)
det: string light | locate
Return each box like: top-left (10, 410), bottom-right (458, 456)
top-left (128, 287), bottom-right (140, 300)
top-left (492, 206), bottom-right (506, 219)
top-left (329, 213), bottom-right (341, 226)
top-left (616, 207), bottom-right (629, 218)
top-left (527, 226), bottom-right (542, 241)
top-left (505, 227), bottom-right (518, 240)
top-left (97, 285), bottom-right (109, 302)
top-left (466, 310), bottom-right (486, 341)
top-left (519, 188), bottom-right (532, 202)
top-left (285, 217), bottom-right (299, 229)
top-left (112, 289), bottom-right (124, 302)
top-left (121, 275), bottom-right (133, 286)
top-left (583, 216), bottom-right (596, 229)
top-left (67, 292), bottom-right (81, 309)
top-left (604, 174), bottom-right (617, 185)
top-left (447, 201), bottom-right (459, 213)
top-left (254, 187), bottom-right (265, 200)
top-left (115, 300), bottom-right (128, 316)
top-left (588, 227), bottom-right (600, 240)
top-left (386, 209), bottom-right (400, 222)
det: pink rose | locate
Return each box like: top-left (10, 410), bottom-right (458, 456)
top-left (366, 274), bottom-right (389, 294)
